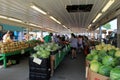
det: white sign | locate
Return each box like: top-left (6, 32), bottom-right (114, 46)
top-left (33, 57), bottom-right (42, 65)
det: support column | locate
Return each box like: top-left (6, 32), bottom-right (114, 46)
top-left (41, 31), bottom-right (43, 38)
top-left (99, 26), bottom-right (102, 42)
top-left (117, 15), bottom-right (120, 48)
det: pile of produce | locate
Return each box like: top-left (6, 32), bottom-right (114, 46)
top-left (31, 43), bottom-right (61, 59)
top-left (26, 40), bottom-right (42, 47)
top-left (86, 43), bottom-right (120, 80)
top-left (0, 41), bottom-right (29, 53)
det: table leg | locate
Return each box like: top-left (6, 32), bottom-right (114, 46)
top-left (50, 55), bottom-right (55, 76)
top-left (3, 56), bottom-right (7, 68)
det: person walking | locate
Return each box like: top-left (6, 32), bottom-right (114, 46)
top-left (78, 35), bottom-right (83, 53)
top-left (69, 33), bottom-right (78, 59)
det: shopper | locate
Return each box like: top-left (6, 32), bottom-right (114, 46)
top-left (78, 35), bottom-right (83, 53)
top-left (23, 33), bottom-right (29, 41)
top-left (83, 36), bottom-right (90, 55)
top-left (43, 33), bottom-right (53, 43)
top-left (2, 31), bottom-right (13, 43)
top-left (69, 33), bottom-right (78, 59)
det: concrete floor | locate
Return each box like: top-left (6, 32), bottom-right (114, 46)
top-left (0, 53), bottom-right (86, 80)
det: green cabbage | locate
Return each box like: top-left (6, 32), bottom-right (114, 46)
top-left (98, 65), bottom-right (113, 77)
top-left (86, 54), bottom-right (93, 61)
top-left (90, 61), bottom-right (102, 73)
top-left (110, 67), bottom-right (120, 80)
top-left (108, 49), bottom-right (116, 57)
top-left (102, 56), bottom-right (114, 66)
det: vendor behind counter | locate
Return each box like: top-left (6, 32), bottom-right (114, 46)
top-left (2, 31), bottom-right (13, 43)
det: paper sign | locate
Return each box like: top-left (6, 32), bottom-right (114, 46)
top-left (86, 66), bottom-right (88, 78)
top-left (33, 57), bottom-right (42, 65)
top-left (21, 50), bottom-right (25, 54)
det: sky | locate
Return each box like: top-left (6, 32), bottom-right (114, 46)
top-left (96, 18), bottom-right (117, 30)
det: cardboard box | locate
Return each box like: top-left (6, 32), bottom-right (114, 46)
top-left (86, 66), bottom-right (90, 80)
top-left (86, 60), bottom-right (90, 79)
top-left (88, 68), bottom-right (110, 80)
top-left (86, 60), bottom-right (90, 67)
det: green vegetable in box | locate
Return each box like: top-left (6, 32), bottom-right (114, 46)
top-left (32, 43), bottom-right (61, 58)
top-left (90, 49), bottom-right (98, 55)
top-left (98, 65), bottom-right (113, 77)
top-left (90, 61), bottom-right (102, 73)
top-left (102, 56), bottom-right (114, 66)
top-left (108, 49), bottom-right (116, 57)
top-left (86, 54), bottom-right (94, 61)
top-left (92, 54), bottom-right (99, 61)
top-left (115, 50), bottom-right (120, 58)
top-left (110, 66), bottom-right (120, 80)
top-left (90, 59), bottom-right (98, 64)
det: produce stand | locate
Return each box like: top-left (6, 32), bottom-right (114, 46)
top-left (0, 50), bottom-right (21, 68)
top-left (0, 40), bottom-right (41, 68)
top-left (50, 44), bottom-right (70, 76)
top-left (0, 47), bottom-right (33, 68)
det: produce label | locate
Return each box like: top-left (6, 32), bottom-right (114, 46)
top-left (21, 50), bottom-right (25, 54)
top-left (33, 57), bottom-right (42, 65)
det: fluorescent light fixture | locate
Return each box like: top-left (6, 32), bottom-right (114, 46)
top-left (36, 25), bottom-right (42, 28)
top-left (29, 23), bottom-right (37, 26)
top-left (102, 0), bottom-right (115, 12)
top-left (30, 4), bottom-right (47, 15)
top-left (92, 13), bottom-right (102, 23)
top-left (63, 25), bottom-right (67, 29)
top-left (0, 15), bottom-right (7, 19)
top-left (8, 18), bottom-right (23, 23)
top-left (88, 24), bottom-right (92, 29)
top-left (50, 16), bottom-right (61, 24)
top-left (46, 28), bottom-right (54, 31)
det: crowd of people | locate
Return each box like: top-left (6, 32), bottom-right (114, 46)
top-left (1, 31), bottom-right (90, 59)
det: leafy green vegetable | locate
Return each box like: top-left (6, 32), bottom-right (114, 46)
top-left (92, 55), bottom-right (99, 60)
top-left (102, 56), bottom-right (114, 66)
top-left (115, 50), bottom-right (120, 58)
top-left (108, 49), bottom-right (116, 57)
top-left (90, 61), bottom-right (102, 73)
top-left (98, 65), bottom-right (113, 77)
top-left (32, 43), bottom-right (61, 58)
top-left (90, 49), bottom-right (98, 55)
top-left (110, 67), bottom-right (120, 80)
top-left (86, 54), bottom-right (93, 61)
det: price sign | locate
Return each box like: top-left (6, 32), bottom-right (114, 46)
top-left (33, 57), bottom-right (42, 65)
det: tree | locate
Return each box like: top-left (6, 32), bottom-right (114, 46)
top-left (103, 23), bottom-right (111, 29)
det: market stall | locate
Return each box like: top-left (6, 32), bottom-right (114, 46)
top-left (86, 43), bottom-right (120, 80)
top-left (0, 40), bottom-right (41, 68)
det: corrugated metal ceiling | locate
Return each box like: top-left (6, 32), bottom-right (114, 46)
top-left (0, 0), bottom-right (120, 33)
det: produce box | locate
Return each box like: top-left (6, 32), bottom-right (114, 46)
top-left (86, 60), bottom-right (90, 67)
top-left (29, 57), bottom-right (50, 80)
top-left (88, 68), bottom-right (110, 80)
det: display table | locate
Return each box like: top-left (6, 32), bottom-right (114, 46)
top-left (50, 45), bottom-right (70, 76)
top-left (0, 47), bottom-right (33, 68)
